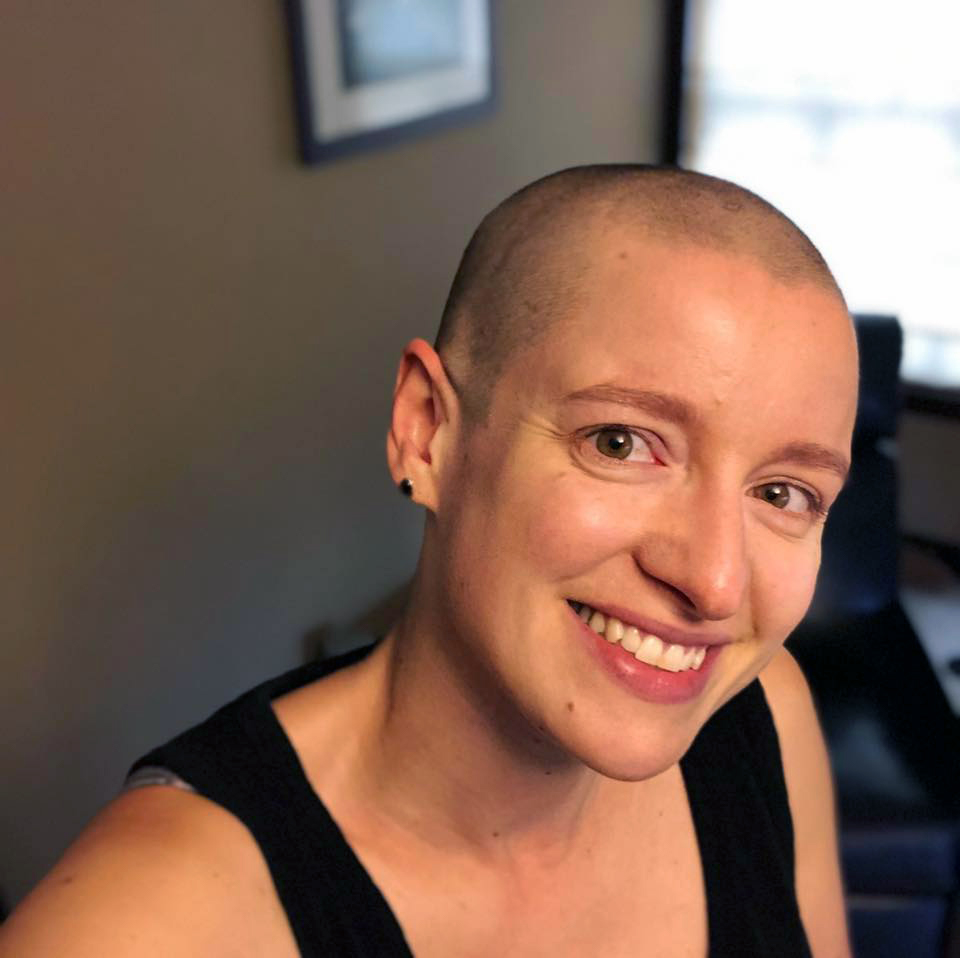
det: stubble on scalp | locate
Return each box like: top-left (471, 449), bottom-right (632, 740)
top-left (434, 165), bottom-right (847, 423)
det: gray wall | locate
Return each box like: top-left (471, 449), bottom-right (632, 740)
top-left (1, 1), bottom-right (665, 904)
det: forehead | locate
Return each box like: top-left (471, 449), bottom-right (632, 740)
top-left (496, 236), bottom-right (858, 446)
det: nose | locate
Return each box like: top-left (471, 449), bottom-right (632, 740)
top-left (633, 483), bottom-right (749, 622)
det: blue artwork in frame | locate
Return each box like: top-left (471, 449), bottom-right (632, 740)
top-left (285, 0), bottom-right (495, 164)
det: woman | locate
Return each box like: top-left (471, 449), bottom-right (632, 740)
top-left (0, 166), bottom-right (857, 956)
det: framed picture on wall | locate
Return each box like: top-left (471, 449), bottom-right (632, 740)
top-left (286, 0), bottom-right (495, 164)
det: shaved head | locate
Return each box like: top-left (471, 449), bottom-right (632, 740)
top-left (435, 164), bottom-right (846, 421)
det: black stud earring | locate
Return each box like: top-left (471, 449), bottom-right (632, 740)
top-left (399, 478), bottom-right (414, 498)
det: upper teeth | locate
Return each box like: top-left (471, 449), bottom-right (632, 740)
top-left (575, 603), bottom-right (707, 673)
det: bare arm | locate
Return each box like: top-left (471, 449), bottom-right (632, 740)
top-left (759, 647), bottom-right (852, 958)
top-left (0, 787), bottom-right (295, 958)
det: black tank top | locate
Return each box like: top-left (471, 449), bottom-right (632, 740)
top-left (129, 646), bottom-right (811, 957)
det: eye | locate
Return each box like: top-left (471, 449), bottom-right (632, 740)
top-left (590, 427), bottom-right (655, 463)
top-left (753, 482), bottom-right (821, 516)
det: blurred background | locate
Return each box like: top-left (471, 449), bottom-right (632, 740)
top-left (2, 1), bottom-right (958, 954)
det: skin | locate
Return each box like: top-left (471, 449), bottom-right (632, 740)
top-left (411, 240), bottom-right (853, 783)
top-left (0, 232), bottom-right (857, 957)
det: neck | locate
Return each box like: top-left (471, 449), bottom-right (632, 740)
top-left (349, 596), bottom-right (618, 864)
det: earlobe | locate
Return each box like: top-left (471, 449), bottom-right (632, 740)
top-left (386, 339), bottom-right (459, 510)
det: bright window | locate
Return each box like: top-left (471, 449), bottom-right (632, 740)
top-left (680, 1), bottom-right (960, 381)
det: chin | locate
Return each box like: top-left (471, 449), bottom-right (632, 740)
top-left (586, 751), bottom-right (686, 784)
top-left (554, 714), bottom-right (704, 783)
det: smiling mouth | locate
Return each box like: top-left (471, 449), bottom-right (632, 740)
top-left (567, 600), bottom-right (707, 672)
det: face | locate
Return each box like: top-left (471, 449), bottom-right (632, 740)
top-left (431, 235), bottom-right (858, 781)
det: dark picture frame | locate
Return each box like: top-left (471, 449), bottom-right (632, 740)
top-left (285, 0), bottom-right (495, 164)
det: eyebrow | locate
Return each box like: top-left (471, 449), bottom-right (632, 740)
top-left (562, 384), bottom-right (850, 481)
top-left (562, 384), bottom-right (698, 426)
top-left (764, 442), bottom-right (850, 482)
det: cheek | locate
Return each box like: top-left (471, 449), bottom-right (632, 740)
top-left (751, 537), bottom-right (821, 639)
top-left (515, 472), bottom-right (636, 576)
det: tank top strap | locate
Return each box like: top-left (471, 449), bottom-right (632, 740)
top-left (680, 678), bottom-right (812, 957)
top-left (132, 653), bottom-right (811, 956)
top-left (129, 646), bottom-right (413, 958)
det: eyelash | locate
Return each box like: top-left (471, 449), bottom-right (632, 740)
top-left (576, 424), bottom-right (828, 519)
top-left (757, 482), bottom-right (828, 520)
top-left (579, 424), bottom-right (660, 464)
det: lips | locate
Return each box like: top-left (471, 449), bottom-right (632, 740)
top-left (571, 601), bottom-right (706, 672)
top-left (567, 599), bottom-right (726, 704)
top-left (568, 600), bottom-right (732, 649)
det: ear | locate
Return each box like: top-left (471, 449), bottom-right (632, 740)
top-left (386, 338), bottom-right (461, 511)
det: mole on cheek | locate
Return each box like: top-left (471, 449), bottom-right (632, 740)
top-left (566, 701), bottom-right (575, 712)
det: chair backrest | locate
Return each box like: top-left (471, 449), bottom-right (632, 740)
top-left (807, 314), bottom-right (902, 619)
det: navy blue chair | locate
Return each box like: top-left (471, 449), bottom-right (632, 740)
top-left (788, 315), bottom-right (960, 958)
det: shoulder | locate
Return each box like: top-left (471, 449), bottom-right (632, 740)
top-left (759, 647), bottom-right (852, 958)
top-left (757, 645), bottom-right (822, 759)
top-left (757, 647), bottom-right (839, 829)
top-left (0, 785), bottom-right (298, 958)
